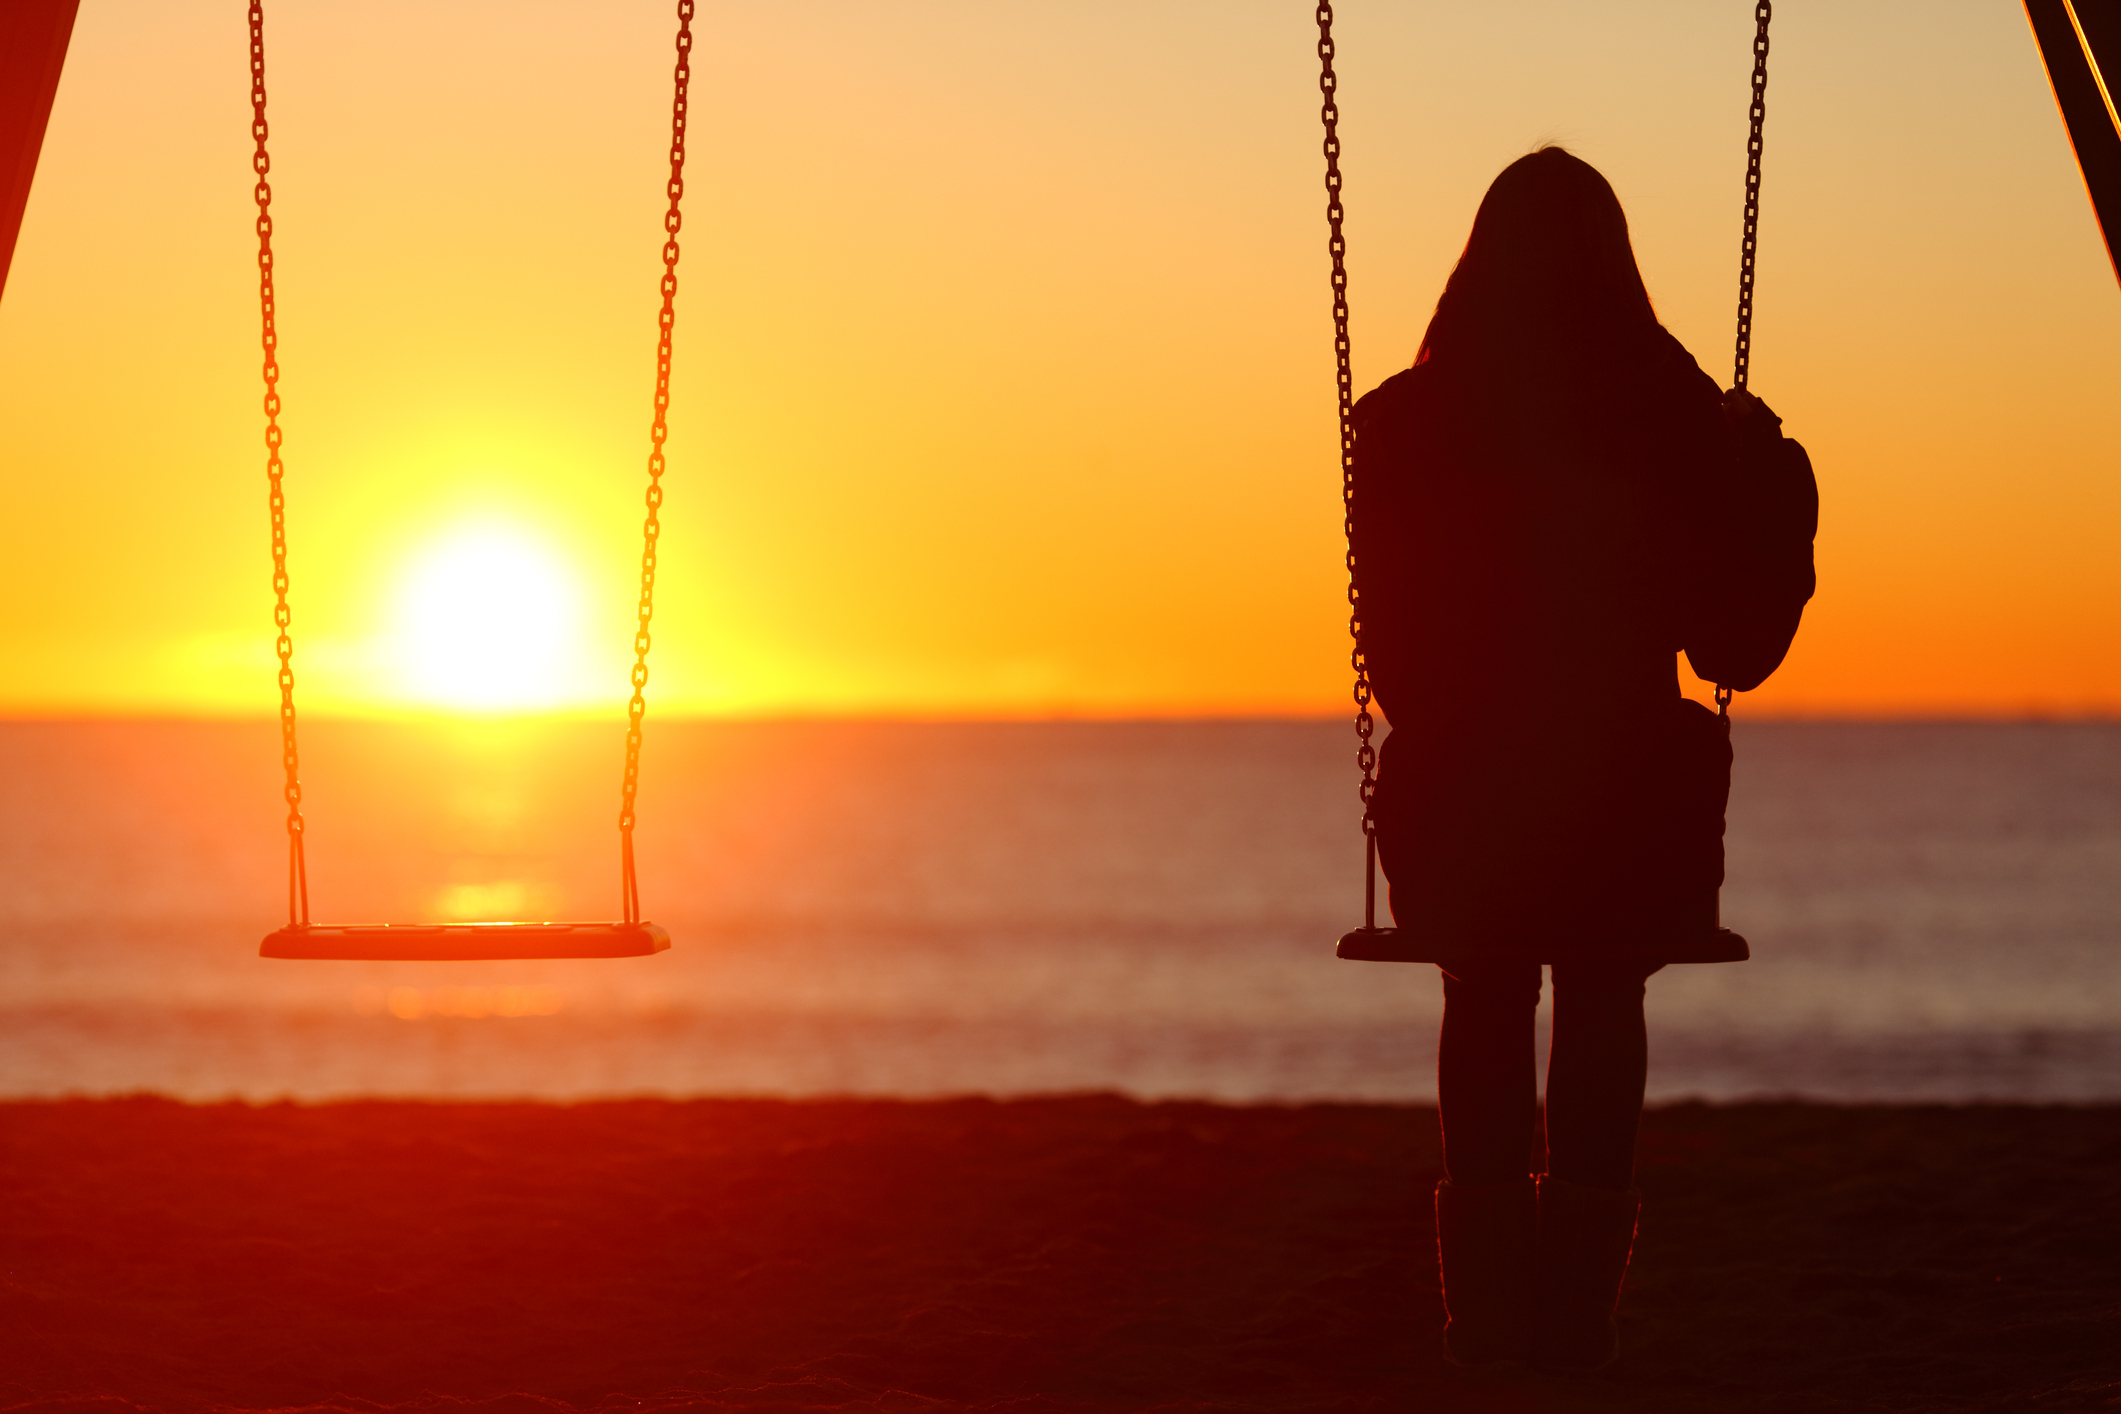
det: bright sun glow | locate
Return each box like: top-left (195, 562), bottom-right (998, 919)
top-left (393, 525), bottom-right (589, 711)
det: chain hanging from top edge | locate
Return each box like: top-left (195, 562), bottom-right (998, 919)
top-left (619, 0), bottom-right (693, 924)
top-left (1731, 0), bottom-right (1771, 394)
top-left (1317, 5), bottom-right (1376, 849)
top-left (1720, 0), bottom-right (1771, 720)
top-left (250, 0), bottom-right (308, 926)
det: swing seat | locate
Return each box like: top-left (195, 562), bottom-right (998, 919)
top-left (260, 921), bottom-right (671, 961)
top-left (1336, 925), bottom-right (1749, 965)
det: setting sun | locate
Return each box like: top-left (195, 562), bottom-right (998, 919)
top-left (391, 524), bottom-right (591, 712)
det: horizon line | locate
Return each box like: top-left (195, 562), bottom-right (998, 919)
top-left (3, 707), bottom-right (2121, 728)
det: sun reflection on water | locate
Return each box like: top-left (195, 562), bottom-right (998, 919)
top-left (434, 880), bottom-right (551, 921)
top-left (353, 985), bottom-right (565, 1020)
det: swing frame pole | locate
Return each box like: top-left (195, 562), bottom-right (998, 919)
top-left (0, 0), bottom-right (80, 305)
top-left (2026, 0), bottom-right (2121, 286)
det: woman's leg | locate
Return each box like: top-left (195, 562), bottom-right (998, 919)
top-left (1433, 958), bottom-right (1544, 1363)
top-left (1437, 960), bottom-right (1544, 1183)
top-left (1542, 961), bottom-right (1663, 1190)
top-left (1532, 961), bottom-right (1664, 1370)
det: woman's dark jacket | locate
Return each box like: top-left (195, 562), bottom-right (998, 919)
top-left (1350, 328), bottom-right (1816, 961)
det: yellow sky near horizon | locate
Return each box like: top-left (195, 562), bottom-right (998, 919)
top-left (0, 0), bottom-right (2116, 720)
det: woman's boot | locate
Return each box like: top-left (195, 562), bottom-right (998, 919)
top-left (1532, 1174), bottom-right (1641, 1371)
top-left (1434, 1176), bottom-right (1537, 1365)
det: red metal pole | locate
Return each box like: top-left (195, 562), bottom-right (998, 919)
top-left (2026, 0), bottom-right (2121, 288)
top-left (0, 0), bottom-right (80, 305)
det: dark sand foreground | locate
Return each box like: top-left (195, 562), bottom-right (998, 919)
top-left (2, 1098), bottom-right (2116, 1413)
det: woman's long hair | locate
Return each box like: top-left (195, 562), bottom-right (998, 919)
top-left (1415, 147), bottom-right (1661, 378)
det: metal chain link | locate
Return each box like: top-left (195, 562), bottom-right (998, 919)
top-left (1720, 0), bottom-right (1772, 720)
top-left (619, 0), bottom-right (693, 925)
top-left (1731, 0), bottom-right (1771, 393)
top-left (250, 0), bottom-right (308, 926)
top-left (1317, 3), bottom-right (1380, 928)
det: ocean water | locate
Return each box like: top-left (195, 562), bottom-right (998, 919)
top-left (0, 719), bottom-right (2116, 1103)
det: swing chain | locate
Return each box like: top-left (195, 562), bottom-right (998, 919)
top-left (1718, 0), bottom-right (1771, 720)
top-left (1731, 0), bottom-right (1771, 393)
top-left (619, 0), bottom-right (693, 924)
top-left (1318, 6), bottom-right (1377, 867)
top-left (250, 0), bottom-right (307, 927)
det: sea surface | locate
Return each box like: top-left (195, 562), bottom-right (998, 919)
top-left (1, 719), bottom-right (2117, 1103)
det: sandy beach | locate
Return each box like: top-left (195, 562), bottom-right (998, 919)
top-left (2, 1097), bottom-right (2114, 1412)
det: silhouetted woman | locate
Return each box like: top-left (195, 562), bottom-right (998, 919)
top-left (1350, 148), bottom-right (1816, 1370)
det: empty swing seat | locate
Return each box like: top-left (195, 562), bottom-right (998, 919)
top-left (261, 921), bottom-right (671, 962)
top-left (240, 3), bottom-right (695, 971)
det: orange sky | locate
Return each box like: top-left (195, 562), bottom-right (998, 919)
top-left (0, 0), bottom-right (2116, 719)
